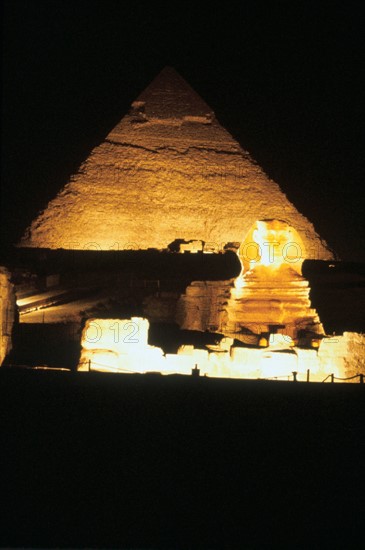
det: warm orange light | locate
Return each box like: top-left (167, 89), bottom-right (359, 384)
top-left (78, 317), bottom-right (357, 381)
top-left (239, 220), bottom-right (304, 273)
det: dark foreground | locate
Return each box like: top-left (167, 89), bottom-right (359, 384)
top-left (1, 370), bottom-right (364, 549)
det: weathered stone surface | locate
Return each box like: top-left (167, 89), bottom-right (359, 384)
top-left (177, 264), bottom-right (324, 341)
top-left (224, 266), bottom-right (324, 339)
top-left (176, 279), bottom-right (231, 332)
top-left (20, 67), bottom-right (332, 259)
top-left (0, 267), bottom-right (17, 365)
top-left (77, 317), bottom-right (361, 382)
top-left (319, 332), bottom-right (365, 378)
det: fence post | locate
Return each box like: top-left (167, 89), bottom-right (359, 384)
top-left (306, 369), bottom-right (310, 382)
top-left (331, 373), bottom-right (334, 383)
top-left (292, 371), bottom-right (297, 382)
top-left (360, 373), bottom-right (364, 384)
top-left (192, 364), bottom-right (200, 377)
top-left (88, 359), bottom-right (91, 372)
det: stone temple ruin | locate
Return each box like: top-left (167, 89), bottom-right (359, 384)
top-left (1, 68), bottom-right (364, 380)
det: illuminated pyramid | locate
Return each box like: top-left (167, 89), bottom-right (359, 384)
top-left (20, 67), bottom-right (332, 259)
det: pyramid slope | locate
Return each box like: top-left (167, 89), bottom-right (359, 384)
top-left (132, 66), bottom-right (214, 120)
top-left (20, 67), bottom-right (332, 260)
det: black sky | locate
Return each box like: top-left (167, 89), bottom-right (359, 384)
top-left (2, 0), bottom-right (364, 260)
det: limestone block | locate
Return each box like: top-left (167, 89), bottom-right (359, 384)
top-left (78, 317), bottom-right (165, 373)
top-left (79, 348), bottom-right (120, 372)
top-left (164, 353), bottom-right (195, 375)
top-left (81, 317), bottom-right (148, 353)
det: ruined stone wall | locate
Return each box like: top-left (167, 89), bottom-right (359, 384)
top-left (77, 317), bottom-right (362, 382)
top-left (319, 332), bottom-right (365, 378)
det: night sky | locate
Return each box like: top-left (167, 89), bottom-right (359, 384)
top-left (2, 1), bottom-right (364, 260)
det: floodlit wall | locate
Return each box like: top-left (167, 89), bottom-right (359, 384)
top-left (318, 332), bottom-right (365, 379)
top-left (78, 317), bottom-right (364, 382)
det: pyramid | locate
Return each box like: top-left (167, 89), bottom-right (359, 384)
top-left (20, 67), bottom-right (332, 260)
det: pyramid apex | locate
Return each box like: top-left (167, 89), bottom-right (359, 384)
top-left (132, 66), bottom-right (214, 120)
top-left (157, 65), bottom-right (180, 74)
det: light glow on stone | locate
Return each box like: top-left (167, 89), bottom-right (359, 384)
top-left (240, 220), bottom-right (305, 274)
top-left (78, 317), bottom-right (360, 382)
